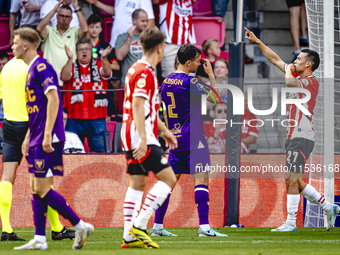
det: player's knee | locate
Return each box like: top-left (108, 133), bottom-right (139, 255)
top-left (285, 177), bottom-right (298, 189)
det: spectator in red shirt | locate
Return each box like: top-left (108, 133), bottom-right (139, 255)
top-left (61, 38), bottom-right (112, 152)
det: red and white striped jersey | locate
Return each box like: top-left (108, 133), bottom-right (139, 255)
top-left (284, 64), bottom-right (319, 141)
top-left (159, 0), bottom-right (196, 45)
top-left (121, 60), bottom-right (160, 151)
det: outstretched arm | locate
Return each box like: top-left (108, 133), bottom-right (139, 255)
top-left (245, 27), bottom-right (285, 73)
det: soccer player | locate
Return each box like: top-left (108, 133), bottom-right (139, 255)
top-left (150, 44), bottom-right (228, 237)
top-left (12, 27), bottom-right (93, 250)
top-left (245, 27), bottom-right (340, 231)
top-left (0, 55), bottom-right (74, 242)
top-left (120, 27), bottom-right (178, 249)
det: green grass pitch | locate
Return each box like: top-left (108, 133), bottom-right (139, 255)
top-left (1, 227), bottom-right (340, 254)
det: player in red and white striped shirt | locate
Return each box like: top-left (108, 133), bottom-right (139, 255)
top-left (159, 0), bottom-right (196, 78)
top-left (120, 28), bottom-right (178, 249)
top-left (245, 28), bottom-right (340, 232)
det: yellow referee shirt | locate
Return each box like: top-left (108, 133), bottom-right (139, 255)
top-left (0, 57), bottom-right (28, 122)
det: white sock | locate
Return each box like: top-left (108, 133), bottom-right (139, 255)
top-left (134, 181), bottom-right (171, 230)
top-left (286, 194), bottom-right (300, 226)
top-left (123, 187), bottom-right (143, 241)
top-left (153, 223), bottom-right (163, 230)
top-left (200, 224), bottom-right (210, 231)
top-left (34, 235), bottom-right (46, 243)
top-left (74, 220), bottom-right (85, 233)
top-left (300, 184), bottom-right (332, 212)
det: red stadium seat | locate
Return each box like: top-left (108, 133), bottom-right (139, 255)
top-left (106, 121), bottom-right (117, 152)
top-left (103, 17), bottom-right (113, 45)
top-left (193, 0), bottom-right (213, 16)
top-left (192, 16), bottom-right (225, 49)
top-left (0, 17), bottom-right (10, 51)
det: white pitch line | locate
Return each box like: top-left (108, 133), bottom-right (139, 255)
top-left (86, 240), bottom-right (340, 244)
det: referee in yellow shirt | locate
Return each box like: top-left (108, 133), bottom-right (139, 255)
top-left (0, 57), bottom-right (74, 241)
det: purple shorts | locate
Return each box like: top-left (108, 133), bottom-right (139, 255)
top-left (28, 143), bottom-right (64, 178)
top-left (168, 148), bottom-right (211, 175)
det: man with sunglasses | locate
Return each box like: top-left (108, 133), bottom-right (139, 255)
top-left (37, 0), bottom-right (88, 88)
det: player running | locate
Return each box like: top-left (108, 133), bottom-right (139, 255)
top-left (245, 27), bottom-right (340, 232)
top-left (149, 44), bottom-right (227, 237)
top-left (12, 27), bottom-right (94, 250)
top-left (120, 28), bottom-right (178, 249)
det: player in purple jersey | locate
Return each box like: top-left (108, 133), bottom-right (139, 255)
top-left (150, 44), bottom-right (228, 237)
top-left (11, 27), bottom-right (94, 250)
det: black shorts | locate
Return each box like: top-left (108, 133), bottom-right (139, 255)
top-left (285, 138), bottom-right (314, 173)
top-left (286, 0), bottom-right (304, 8)
top-left (125, 145), bottom-right (170, 176)
top-left (3, 119), bottom-right (28, 163)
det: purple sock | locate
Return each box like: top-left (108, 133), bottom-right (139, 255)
top-left (45, 189), bottom-right (80, 226)
top-left (32, 194), bottom-right (47, 236)
top-left (195, 184), bottom-right (209, 225)
top-left (154, 194), bottom-right (171, 224)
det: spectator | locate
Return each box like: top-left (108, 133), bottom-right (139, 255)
top-left (37, 0), bottom-right (88, 87)
top-left (63, 108), bottom-right (85, 153)
top-left (214, 58), bottom-right (228, 101)
top-left (0, 52), bottom-right (9, 121)
top-left (286, 0), bottom-right (308, 61)
top-left (115, 9), bottom-right (148, 86)
top-left (241, 91), bottom-right (258, 153)
top-left (158, 0), bottom-right (196, 78)
top-left (78, 0), bottom-right (91, 19)
top-left (61, 38), bottom-right (112, 152)
top-left (213, 0), bottom-right (253, 64)
top-left (196, 39), bottom-right (221, 83)
top-left (40, 0), bottom-right (80, 28)
top-left (0, 0), bottom-right (10, 16)
top-left (9, 0), bottom-right (45, 45)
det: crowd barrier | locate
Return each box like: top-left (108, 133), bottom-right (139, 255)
top-left (1, 154), bottom-right (339, 228)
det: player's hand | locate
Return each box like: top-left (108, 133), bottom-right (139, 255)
top-left (65, 45), bottom-right (73, 60)
top-left (127, 25), bottom-right (136, 39)
top-left (288, 63), bottom-right (296, 72)
top-left (71, 0), bottom-right (79, 10)
top-left (161, 130), bottom-right (178, 150)
top-left (21, 138), bottom-right (29, 157)
top-left (42, 134), bottom-right (55, 153)
top-left (101, 46), bottom-right (113, 58)
top-left (202, 58), bottom-right (214, 78)
top-left (245, 27), bottom-right (260, 43)
top-left (133, 139), bottom-right (147, 160)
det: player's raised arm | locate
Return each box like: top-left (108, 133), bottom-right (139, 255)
top-left (132, 96), bottom-right (147, 160)
top-left (285, 64), bottom-right (301, 87)
top-left (245, 27), bottom-right (285, 73)
top-left (202, 58), bottom-right (220, 103)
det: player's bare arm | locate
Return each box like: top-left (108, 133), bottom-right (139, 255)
top-left (285, 64), bottom-right (300, 87)
top-left (43, 89), bottom-right (60, 153)
top-left (132, 96), bottom-right (147, 160)
top-left (157, 118), bottom-right (178, 150)
top-left (60, 45), bottom-right (73, 81)
top-left (36, 0), bottom-right (64, 39)
top-left (245, 27), bottom-right (285, 73)
top-left (100, 46), bottom-right (113, 78)
top-left (202, 58), bottom-right (220, 103)
top-left (21, 128), bottom-right (30, 156)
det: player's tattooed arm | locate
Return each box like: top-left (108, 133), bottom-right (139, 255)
top-left (201, 58), bottom-right (219, 103)
top-left (285, 64), bottom-right (301, 87)
top-left (245, 27), bottom-right (285, 73)
top-left (132, 97), bottom-right (147, 160)
top-left (158, 118), bottom-right (178, 150)
top-left (22, 128), bottom-right (30, 156)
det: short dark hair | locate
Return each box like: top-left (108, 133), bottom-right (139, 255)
top-left (301, 49), bottom-right (320, 71)
top-left (177, 44), bottom-right (201, 65)
top-left (0, 51), bottom-right (9, 61)
top-left (140, 28), bottom-right (165, 52)
top-left (76, 38), bottom-right (92, 50)
top-left (87, 14), bottom-right (102, 26)
top-left (60, 5), bottom-right (72, 13)
top-left (132, 9), bottom-right (147, 20)
top-left (63, 108), bottom-right (68, 114)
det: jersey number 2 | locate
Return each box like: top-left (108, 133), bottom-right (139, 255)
top-left (167, 92), bottom-right (178, 118)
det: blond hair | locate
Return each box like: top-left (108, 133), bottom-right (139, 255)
top-left (13, 27), bottom-right (41, 50)
top-left (202, 39), bottom-right (218, 55)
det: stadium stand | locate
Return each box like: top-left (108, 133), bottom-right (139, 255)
top-left (102, 17), bottom-right (113, 44)
top-left (0, 17), bottom-right (10, 51)
top-left (192, 0), bottom-right (213, 16)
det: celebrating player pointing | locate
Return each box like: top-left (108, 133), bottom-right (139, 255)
top-left (245, 27), bottom-right (340, 232)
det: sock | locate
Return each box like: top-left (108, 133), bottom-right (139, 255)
top-left (153, 194), bottom-right (171, 229)
top-left (47, 185), bottom-right (64, 232)
top-left (74, 220), bottom-right (85, 233)
top-left (134, 181), bottom-right (171, 230)
top-left (45, 189), bottom-right (80, 226)
top-left (286, 194), bottom-right (300, 226)
top-left (195, 184), bottom-right (210, 229)
top-left (123, 187), bottom-right (143, 242)
top-left (0, 181), bottom-right (13, 233)
top-left (34, 235), bottom-right (46, 243)
top-left (300, 184), bottom-right (332, 213)
top-left (32, 194), bottom-right (48, 237)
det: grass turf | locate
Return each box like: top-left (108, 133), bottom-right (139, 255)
top-left (1, 227), bottom-right (340, 254)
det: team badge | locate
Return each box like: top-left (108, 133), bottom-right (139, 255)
top-left (137, 78), bottom-right (146, 88)
top-left (302, 79), bottom-right (309, 86)
top-left (35, 159), bottom-right (45, 170)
